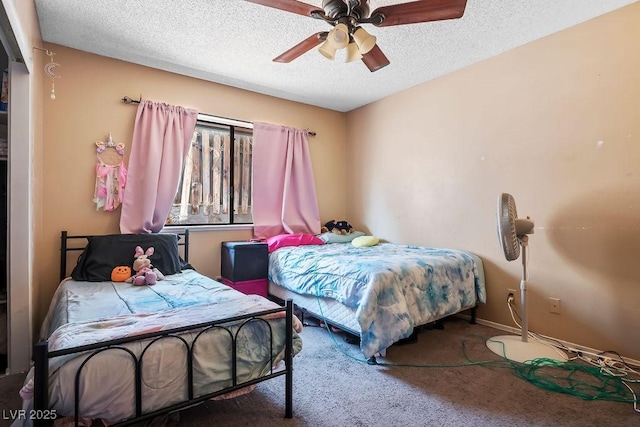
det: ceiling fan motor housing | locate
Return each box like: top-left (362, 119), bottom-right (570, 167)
top-left (322, 0), bottom-right (370, 20)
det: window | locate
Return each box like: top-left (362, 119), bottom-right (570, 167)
top-left (165, 114), bottom-right (253, 226)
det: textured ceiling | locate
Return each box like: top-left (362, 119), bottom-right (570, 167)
top-left (35, 0), bottom-right (637, 112)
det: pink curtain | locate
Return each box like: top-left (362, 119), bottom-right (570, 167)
top-left (252, 122), bottom-right (321, 239)
top-left (120, 100), bottom-right (198, 233)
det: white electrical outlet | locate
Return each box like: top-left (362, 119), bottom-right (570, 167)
top-left (508, 288), bottom-right (517, 303)
top-left (548, 297), bottom-right (561, 314)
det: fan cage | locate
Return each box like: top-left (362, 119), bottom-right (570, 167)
top-left (497, 193), bottom-right (520, 261)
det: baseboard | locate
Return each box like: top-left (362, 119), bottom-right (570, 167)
top-left (456, 314), bottom-right (640, 367)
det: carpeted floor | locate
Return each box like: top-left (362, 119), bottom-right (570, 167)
top-left (1, 317), bottom-right (638, 426)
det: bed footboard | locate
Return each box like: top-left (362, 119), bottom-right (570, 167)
top-left (32, 299), bottom-right (295, 427)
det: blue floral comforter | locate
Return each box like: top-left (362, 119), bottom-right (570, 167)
top-left (269, 243), bottom-right (485, 358)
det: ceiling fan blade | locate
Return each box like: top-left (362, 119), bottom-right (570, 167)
top-left (273, 32), bottom-right (328, 63)
top-left (361, 45), bottom-right (390, 72)
top-left (370, 0), bottom-right (467, 27)
top-left (244, 0), bottom-right (322, 17)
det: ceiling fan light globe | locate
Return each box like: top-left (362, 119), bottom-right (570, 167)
top-left (345, 42), bottom-right (362, 63)
top-left (318, 41), bottom-right (337, 60)
top-left (327, 23), bottom-right (349, 49)
top-left (353, 27), bottom-right (376, 54)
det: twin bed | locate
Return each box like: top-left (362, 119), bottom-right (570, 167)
top-left (20, 231), bottom-right (301, 427)
top-left (22, 229), bottom-right (486, 426)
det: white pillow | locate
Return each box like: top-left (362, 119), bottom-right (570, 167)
top-left (318, 230), bottom-right (365, 244)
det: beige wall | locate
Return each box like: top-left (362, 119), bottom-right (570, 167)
top-left (346, 4), bottom-right (640, 359)
top-left (37, 45), bottom-right (347, 325)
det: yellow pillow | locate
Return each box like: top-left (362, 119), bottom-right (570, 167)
top-left (351, 235), bottom-right (379, 247)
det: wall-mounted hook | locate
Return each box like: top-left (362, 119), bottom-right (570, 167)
top-left (33, 47), bottom-right (61, 100)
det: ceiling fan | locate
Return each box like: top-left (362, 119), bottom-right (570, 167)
top-left (245, 0), bottom-right (468, 72)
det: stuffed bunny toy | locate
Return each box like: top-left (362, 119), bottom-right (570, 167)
top-left (126, 246), bottom-right (165, 286)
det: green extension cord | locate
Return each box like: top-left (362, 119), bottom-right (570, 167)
top-left (316, 315), bottom-right (639, 407)
top-left (312, 293), bottom-right (639, 408)
top-left (513, 357), bottom-right (638, 404)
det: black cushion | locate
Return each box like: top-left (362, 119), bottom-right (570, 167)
top-left (71, 233), bottom-right (183, 282)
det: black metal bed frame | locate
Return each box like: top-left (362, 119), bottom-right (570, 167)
top-left (33, 230), bottom-right (295, 426)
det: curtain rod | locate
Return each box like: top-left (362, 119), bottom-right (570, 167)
top-left (121, 95), bottom-right (316, 136)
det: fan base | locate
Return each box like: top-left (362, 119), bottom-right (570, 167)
top-left (486, 335), bottom-right (568, 363)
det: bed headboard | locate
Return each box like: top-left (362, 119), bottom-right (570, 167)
top-left (59, 230), bottom-right (190, 282)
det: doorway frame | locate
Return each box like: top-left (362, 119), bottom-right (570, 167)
top-left (1, 0), bottom-right (35, 374)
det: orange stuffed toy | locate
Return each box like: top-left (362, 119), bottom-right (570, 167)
top-left (111, 266), bottom-right (132, 282)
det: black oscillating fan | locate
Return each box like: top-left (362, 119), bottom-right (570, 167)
top-left (486, 193), bottom-right (567, 363)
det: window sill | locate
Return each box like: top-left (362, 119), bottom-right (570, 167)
top-left (161, 224), bottom-right (254, 233)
